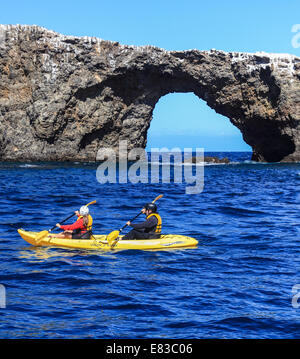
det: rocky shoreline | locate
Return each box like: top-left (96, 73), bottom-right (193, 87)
top-left (202, 156), bottom-right (230, 164)
top-left (184, 156), bottom-right (230, 164)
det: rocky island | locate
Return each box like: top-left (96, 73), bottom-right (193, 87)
top-left (0, 25), bottom-right (299, 162)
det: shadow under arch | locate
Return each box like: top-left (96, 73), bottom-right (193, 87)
top-left (111, 62), bottom-right (296, 163)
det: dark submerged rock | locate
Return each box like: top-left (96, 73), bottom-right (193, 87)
top-left (186, 156), bottom-right (230, 164)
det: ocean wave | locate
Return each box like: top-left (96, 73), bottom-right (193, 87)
top-left (147, 161), bottom-right (227, 166)
top-left (1, 152), bottom-right (299, 339)
top-left (18, 164), bottom-right (41, 168)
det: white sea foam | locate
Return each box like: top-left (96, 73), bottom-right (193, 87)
top-left (19, 163), bottom-right (40, 168)
top-left (148, 161), bottom-right (226, 167)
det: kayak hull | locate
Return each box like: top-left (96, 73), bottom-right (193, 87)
top-left (17, 229), bottom-right (198, 250)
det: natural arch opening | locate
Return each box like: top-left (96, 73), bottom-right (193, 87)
top-left (146, 93), bottom-right (252, 154)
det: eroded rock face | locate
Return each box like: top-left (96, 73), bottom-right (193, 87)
top-left (0, 25), bottom-right (299, 162)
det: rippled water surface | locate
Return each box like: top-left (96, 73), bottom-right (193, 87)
top-left (1, 152), bottom-right (300, 338)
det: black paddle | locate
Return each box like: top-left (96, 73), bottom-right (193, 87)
top-left (107, 194), bottom-right (163, 247)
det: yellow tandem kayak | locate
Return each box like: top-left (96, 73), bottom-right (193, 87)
top-left (17, 229), bottom-right (198, 251)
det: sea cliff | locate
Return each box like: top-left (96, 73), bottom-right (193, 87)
top-left (0, 25), bottom-right (299, 162)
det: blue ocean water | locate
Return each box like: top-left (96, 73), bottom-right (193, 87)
top-left (0, 151), bottom-right (300, 339)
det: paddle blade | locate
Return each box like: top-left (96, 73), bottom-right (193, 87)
top-left (152, 194), bottom-right (163, 203)
top-left (111, 238), bottom-right (120, 249)
top-left (86, 200), bottom-right (97, 207)
top-left (35, 230), bottom-right (49, 245)
top-left (106, 230), bottom-right (120, 245)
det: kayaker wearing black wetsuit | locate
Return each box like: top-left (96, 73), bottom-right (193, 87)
top-left (122, 203), bottom-right (162, 240)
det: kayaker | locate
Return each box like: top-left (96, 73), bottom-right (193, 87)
top-left (122, 203), bottom-right (162, 240)
top-left (50, 206), bottom-right (93, 239)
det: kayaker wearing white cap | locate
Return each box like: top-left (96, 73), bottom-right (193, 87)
top-left (50, 206), bottom-right (93, 239)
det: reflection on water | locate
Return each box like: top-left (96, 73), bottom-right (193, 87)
top-left (18, 246), bottom-right (120, 262)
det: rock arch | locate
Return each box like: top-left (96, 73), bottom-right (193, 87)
top-left (0, 25), bottom-right (299, 162)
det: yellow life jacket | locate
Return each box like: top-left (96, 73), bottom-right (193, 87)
top-left (77, 214), bottom-right (93, 232)
top-left (147, 213), bottom-right (162, 234)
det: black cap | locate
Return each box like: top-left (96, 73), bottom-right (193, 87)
top-left (143, 203), bottom-right (157, 212)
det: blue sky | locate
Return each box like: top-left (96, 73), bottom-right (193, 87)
top-left (1, 0), bottom-right (299, 151)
